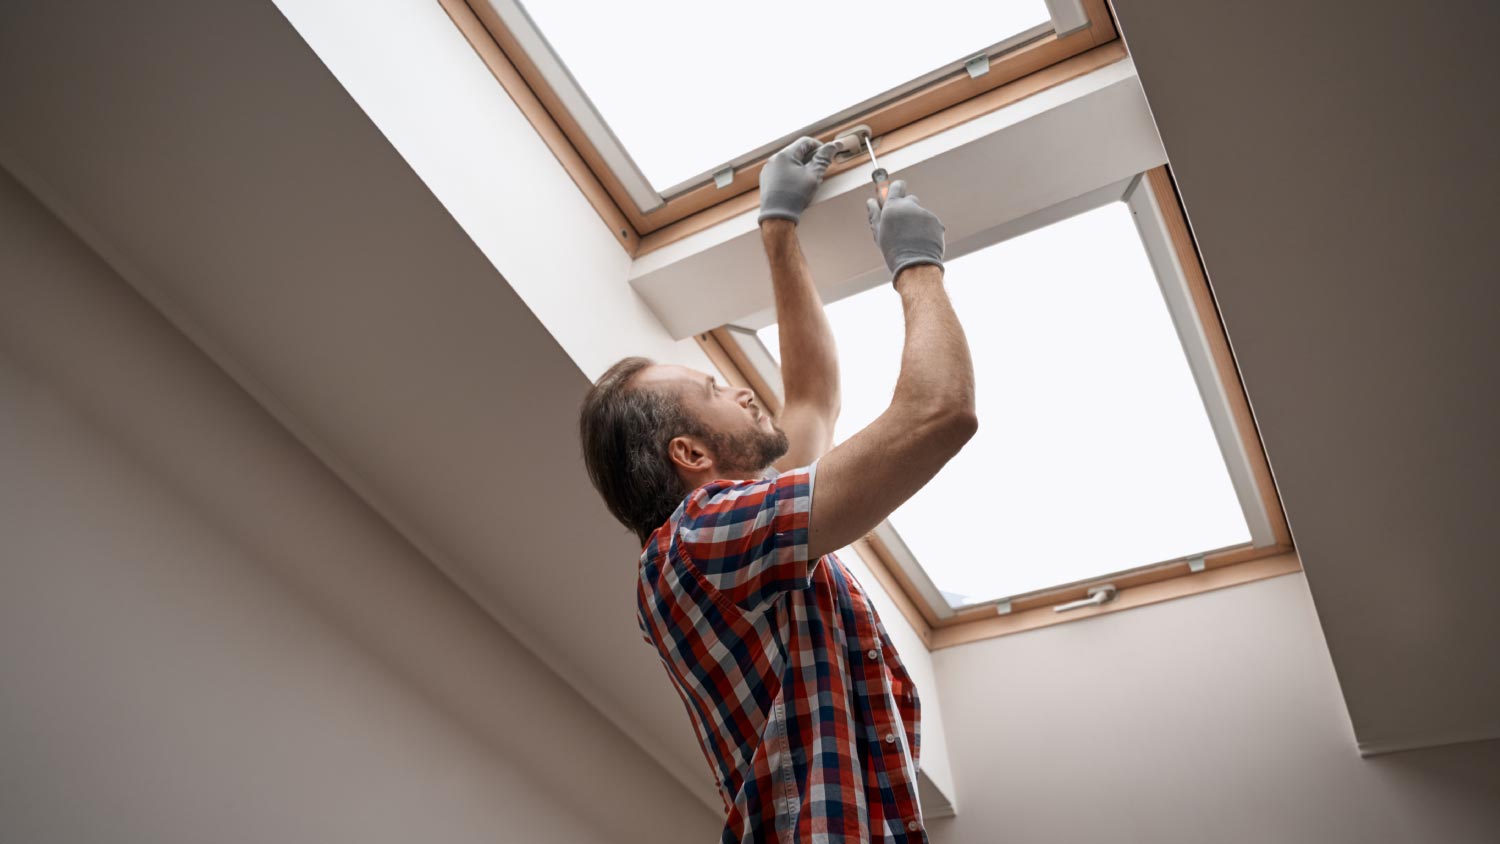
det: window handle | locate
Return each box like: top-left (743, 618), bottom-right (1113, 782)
top-left (1052, 584), bottom-right (1118, 613)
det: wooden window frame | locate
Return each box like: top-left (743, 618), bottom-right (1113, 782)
top-left (437, 0), bottom-right (1119, 255)
top-left (695, 166), bottom-right (1300, 650)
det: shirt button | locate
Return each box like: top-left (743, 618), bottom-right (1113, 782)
top-left (867, 648), bottom-right (879, 660)
top-left (907, 820), bottom-right (920, 832)
top-left (885, 733), bottom-right (897, 744)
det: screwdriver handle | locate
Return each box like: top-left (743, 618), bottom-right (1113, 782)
top-left (871, 167), bottom-right (891, 207)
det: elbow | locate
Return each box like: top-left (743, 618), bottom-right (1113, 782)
top-left (920, 406), bottom-right (978, 454)
top-left (942, 407), bottom-right (979, 447)
top-left (936, 385), bottom-right (978, 443)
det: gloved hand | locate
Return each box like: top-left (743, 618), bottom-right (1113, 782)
top-left (758, 136), bottom-right (839, 225)
top-left (866, 181), bottom-right (945, 279)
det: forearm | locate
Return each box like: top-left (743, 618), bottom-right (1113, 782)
top-left (796, 187), bottom-right (973, 557)
top-left (801, 265), bottom-right (976, 559)
top-left (761, 220), bottom-right (839, 412)
top-left (891, 265), bottom-right (975, 423)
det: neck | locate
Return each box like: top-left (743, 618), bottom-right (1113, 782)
top-left (680, 465), bottom-right (771, 491)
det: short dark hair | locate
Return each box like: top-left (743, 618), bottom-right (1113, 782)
top-left (579, 357), bottom-right (705, 545)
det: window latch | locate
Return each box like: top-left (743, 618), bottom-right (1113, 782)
top-left (829, 123), bottom-right (876, 163)
top-left (1052, 584), bottom-right (1117, 613)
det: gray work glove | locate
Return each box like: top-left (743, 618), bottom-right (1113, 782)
top-left (867, 181), bottom-right (946, 279)
top-left (758, 137), bottom-right (839, 224)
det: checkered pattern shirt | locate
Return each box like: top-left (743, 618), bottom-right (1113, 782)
top-left (637, 464), bottom-right (926, 843)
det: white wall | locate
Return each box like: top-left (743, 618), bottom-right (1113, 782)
top-left (927, 575), bottom-right (1500, 844)
top-left (0, 169), bottom-right (714, 843)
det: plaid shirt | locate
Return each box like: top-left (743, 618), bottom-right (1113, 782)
top-left (637, 464), bottom-right (925, 843)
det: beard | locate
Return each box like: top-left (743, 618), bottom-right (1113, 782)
top-left (708, 422), bottom-right (791, 475)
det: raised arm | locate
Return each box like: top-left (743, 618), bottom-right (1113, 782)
top-left (761, 220), bottom-right (840, 469)
top-left (756, 137), bottom-right (842, 470)
top-left (806, 183), bottom-right (977, 560)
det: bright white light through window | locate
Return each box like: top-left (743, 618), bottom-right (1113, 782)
top-left (760, 202), bottom-right (1251, 606)
top-left (519, 0), bottom-right (1051, 191)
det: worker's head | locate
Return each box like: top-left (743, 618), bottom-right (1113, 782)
top-left (579, 357), bottom-right (789, 544)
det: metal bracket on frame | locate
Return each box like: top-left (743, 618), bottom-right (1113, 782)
top-left (964, 54), bottom-right (990, 79)
top-left (995, 600), bottom-right (1013, 616)
top-left (713, 167), bottom-right (735, 189)
top-left (1188, 557), bottom-right (1207, 573)
top-left (1053, 584), bottom-right (1118, 613)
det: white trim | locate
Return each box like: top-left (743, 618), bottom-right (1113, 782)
top-left (1044, 0), bottom-right (1092, 37)
top-left (1125, 175), bottom-right (1278, 549)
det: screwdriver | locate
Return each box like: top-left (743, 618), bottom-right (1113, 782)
top-left (863, 134), bottom-right (891, 207)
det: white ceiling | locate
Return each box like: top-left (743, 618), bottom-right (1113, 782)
top-left (0, 0), bottom-right (719, 811)
top-left (1113, 0), bottom-right (1500, 751)
top-left (3, 0), bottom-right (1494, 776)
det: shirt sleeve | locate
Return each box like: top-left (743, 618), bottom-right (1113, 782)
top-left (675, 463), bottom-right (820, 613)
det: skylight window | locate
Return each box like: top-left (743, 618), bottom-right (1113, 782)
top-left (453, 0), bottom-right (1114, 240)
top-left (519, 0), bottom-right (1052, 192)
top-left (759, 201), bottom-right (1252, 607)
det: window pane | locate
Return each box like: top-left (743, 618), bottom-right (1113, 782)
top-left (759, 202), bottom-right (1251, 607)
top-left (519, 0), bottom-right (1051, 191)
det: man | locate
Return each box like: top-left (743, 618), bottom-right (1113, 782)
top-left (579, 137), bottom-right (976, 843)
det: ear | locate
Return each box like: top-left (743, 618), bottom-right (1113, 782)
top-left (667, 435), bottom-right (714, 475)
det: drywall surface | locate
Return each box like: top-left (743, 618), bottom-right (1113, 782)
top-left (268, 0), bottom-right (697, 383)
top-left (927, 575), bottom-right (1500, 844)
top-left (0, 0), bottom-right (953, 812)
top-left (0, 168), bottom-right (714, 843)
top-left (1111, 0), bottom-right (1500, 751)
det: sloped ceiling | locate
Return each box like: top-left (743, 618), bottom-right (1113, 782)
top-left (3, 0), bottom-right (1494, 777)
top-left (1113, 0), bottom-right (1500, 750)
top-left (0, 0), bottom-right (720, 817)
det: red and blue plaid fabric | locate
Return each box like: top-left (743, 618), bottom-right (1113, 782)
top-left (637, 465), bottom-right (926, 843)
